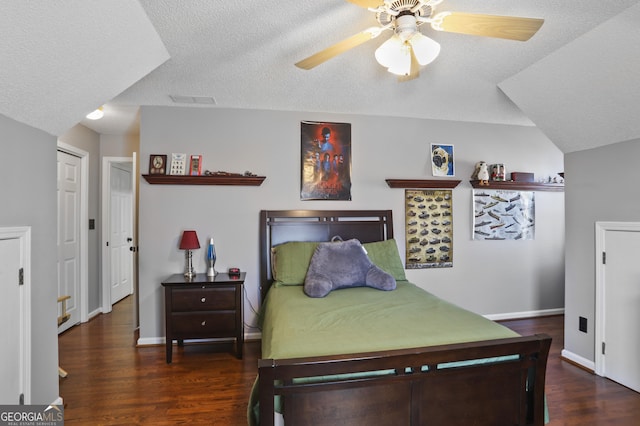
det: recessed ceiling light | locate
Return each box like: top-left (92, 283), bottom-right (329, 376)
top-left (86, 106), bottom-right (104, 120)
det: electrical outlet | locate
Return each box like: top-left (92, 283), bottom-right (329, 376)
top-left (579, 316), bottom-right (588, 333)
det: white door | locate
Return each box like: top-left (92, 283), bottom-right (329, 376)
top-left (0, 227), bottom-right (31, 405)
top-left (0, 237), bottom-right (21, 404)
top-left (57, 150), bottom-right (81, 333)
top-left (109, 163), bottom-right (133, 304)
top-left (600, 228), bottom-right (640, 392)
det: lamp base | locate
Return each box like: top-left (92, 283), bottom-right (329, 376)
top-left (184, 249), bottom-right (196, 279)
top-left (207, 267), bottom-right (217, 278)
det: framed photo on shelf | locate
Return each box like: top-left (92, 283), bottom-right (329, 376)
top-left (189, 155), bottom-right (202, 176)
top-left (169, 153), bottom-right (187, 175)
top-left (430, 144), bottom-right (454, 177)
top-left (148, 154), bottom-right (167, 175)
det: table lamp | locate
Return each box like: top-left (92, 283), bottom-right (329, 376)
top-left (179, 230), bottom-right (200, 278)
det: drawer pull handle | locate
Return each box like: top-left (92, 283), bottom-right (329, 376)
top-left (201, 320), bottom-right (206, 326)
top-left (201, 297), bottom-right (206, 303)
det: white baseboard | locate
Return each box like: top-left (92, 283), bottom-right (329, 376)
top-left (137, 333), bottom-right (264, 346)
top-left (87, 308), bottom-right (102, 321)
top-left (484, 308), bottom-right (564, 321)
top-left (137, 336), bottom-right (165, 346)
top-left (561, 349), bottom-right (595, 372)
top-left (245, 331), bottom-right (261, 341)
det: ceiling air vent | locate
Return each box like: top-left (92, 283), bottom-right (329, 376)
top-left (169, 95), bottom-right (216, 105)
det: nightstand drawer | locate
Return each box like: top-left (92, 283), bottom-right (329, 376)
top-left (171, 312), bottom-right (236, 338)
top-left (171, 287), bottom-right (236, 311)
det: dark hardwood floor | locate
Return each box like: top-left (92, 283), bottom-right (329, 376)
top-left (59, 296), bottom-right (640, 425)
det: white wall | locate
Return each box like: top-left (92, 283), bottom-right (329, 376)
top-left (564, 138), bottom-right (640, 362)
top-left (0, 114), bottom-right (58, 404)
top-left (138, 106), bottom-right (565, 342)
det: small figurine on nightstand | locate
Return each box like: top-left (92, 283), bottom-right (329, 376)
top-left (472, 161), bottom-right (490, 186)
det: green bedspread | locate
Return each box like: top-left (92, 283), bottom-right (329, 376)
top-left (261, 280), bottom-right (519, 360)
top-left (250, 281), bottom-right (535, 425)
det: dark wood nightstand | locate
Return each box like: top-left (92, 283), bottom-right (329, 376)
top-left (161, 272), bottom-right (245, 363)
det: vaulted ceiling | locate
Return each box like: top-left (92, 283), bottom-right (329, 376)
top-left (1, 1), bottom-right (639, 153)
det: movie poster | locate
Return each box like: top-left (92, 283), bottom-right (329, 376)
top-left (300, 121), bottom-right (352, 200)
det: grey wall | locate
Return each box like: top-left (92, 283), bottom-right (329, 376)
top-left (0, 114), bottom-right (58, 403)
top-left (137, 106), bottom-right (565, 343)
top-left (564, 138), bottom-right (640, 362)
top-left (58, 124), bottom-right (102, 315)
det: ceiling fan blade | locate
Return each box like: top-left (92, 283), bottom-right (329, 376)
top-left (432, 12), bottom-right (544, 41)
top-left (344, 0), bottom-right (384, 9)
top-left (295, 28), bottom-right (380, 70)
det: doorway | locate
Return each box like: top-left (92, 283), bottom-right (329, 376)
top-left (101, 156), bottom-right (137, 316)
top-left (595, 221), bottom-right (640, 393)
top-left (57, 143), bottom-right (89, 333)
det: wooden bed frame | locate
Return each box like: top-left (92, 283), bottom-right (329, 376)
top-left (257, 210), bottom-right (551, 426)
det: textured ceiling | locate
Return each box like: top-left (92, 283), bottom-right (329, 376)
top-left (2, 1), bottom-right (640, 153)
top-left (499, 1), bottom-right (640, 153)
top-left (0, 1), bottom-right (169, 136)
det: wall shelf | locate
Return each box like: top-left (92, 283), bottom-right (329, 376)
top-left (142, 174), bottom-right (266, 186)
top-left (385, 179), bottom-right (461, 189)
top-left (469, 180), bottom-right (564, 192)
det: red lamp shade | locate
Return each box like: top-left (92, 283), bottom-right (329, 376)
top-left (179, 230), bottom-right (200, 250)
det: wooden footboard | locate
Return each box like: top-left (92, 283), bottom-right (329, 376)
top-left (258, 334), bottom-right (551, 426)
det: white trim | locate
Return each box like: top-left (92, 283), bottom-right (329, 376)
top-left (137, 336), bottom-right (166, 346)
top-left (138, 332), bottom-right (262, 346)
top-left (561, 349), bottom-right (595, 372)
top-left (594, 221), bottom-right (640, 377)
top-left (484, 308), bottom-right (564, 322)
top-left (57, 142), bottom-right (89, 324)
top-left (88, 308), bottom-right (102, 320)
top-left (101, 156), bottom-right (135, 314)
top-left (0, 226), bottom-right (32, 404)
top-left (245, 331), bottom-right (262, 341)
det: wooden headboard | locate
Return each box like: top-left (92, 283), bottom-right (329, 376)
top-left (259, 210), bottom-right (393, 302)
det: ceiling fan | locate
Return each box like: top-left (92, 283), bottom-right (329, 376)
top-left (295, 0), bottom-right (544, 81)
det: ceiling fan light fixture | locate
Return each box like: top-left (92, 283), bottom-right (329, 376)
top-left (86, 106), bottom-right (104, 120)
top-left (384, 40), bottom-right (413, 76)
top-left (409, 32), bottom-right (440, 65)
top-left (374, 34), bottom-right (404, 68)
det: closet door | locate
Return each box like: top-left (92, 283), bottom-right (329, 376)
top-left (601, 229), bottom-right (640, 392)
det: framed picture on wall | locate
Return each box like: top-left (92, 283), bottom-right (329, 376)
top-left (405, 189), bottom-right (453, 269)
top-left (430, 144), bottom-right (454, 177)
top-left (300, 121), bottom-right (352, 200)
top-left (472, 189), bottom-right (535, 240)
